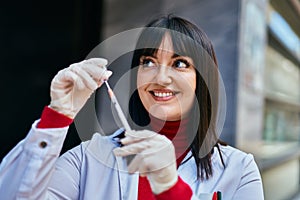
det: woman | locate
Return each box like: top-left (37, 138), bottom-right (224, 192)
top-left (0, 15), bottom-right (264, 200)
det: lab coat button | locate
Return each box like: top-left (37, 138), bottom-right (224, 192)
top-left (39, 141), bottom-right (47, 148)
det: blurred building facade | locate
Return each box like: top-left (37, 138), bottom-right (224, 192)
top-left (237, 1), bottom-right (300, 199)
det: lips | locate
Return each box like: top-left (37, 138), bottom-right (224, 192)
top-left (149, 89), bottom-right (178, 101)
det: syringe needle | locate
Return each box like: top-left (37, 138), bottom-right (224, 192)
top-left (104, 81), bottom-right (132, 132)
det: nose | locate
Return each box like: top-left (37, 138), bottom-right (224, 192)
top-left (155, 65), bottom-right (172, 86)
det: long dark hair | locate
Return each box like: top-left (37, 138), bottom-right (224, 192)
top-left (128, 15), bottom-right (225, 180)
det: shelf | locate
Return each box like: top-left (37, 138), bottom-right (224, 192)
top-left (264, 91), bottom-right (300, 111)
top-left (256, 142), bottom-right (300, 171)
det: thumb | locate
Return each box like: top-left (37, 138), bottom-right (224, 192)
top-left (101, 70), bottom-right (113, 82)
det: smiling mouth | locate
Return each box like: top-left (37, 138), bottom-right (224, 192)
top-left (149, 90), bottom-right (178, 101)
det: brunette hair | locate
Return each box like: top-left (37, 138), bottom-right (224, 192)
top-left (128, 15), bottom-right (225, 180)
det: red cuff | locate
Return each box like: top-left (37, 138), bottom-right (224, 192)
top-left (37, 106), bottom-right (73, 128)
top-left (155, 176), bottom-right (192, 200)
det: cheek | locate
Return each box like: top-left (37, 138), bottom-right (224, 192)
top-left (191, 71), bottom-right (197, 91)
top-left (182, 72), bottom-right (197, 108)
top-left (136, 70), bottom-right (150, 103)
top-left (184, 71), bottom-right (197, 94)
top-left (136, 70), bottom-right (142, 88)
top-left (136, 72), bottom-right (144, 95)
top-left (136, 69), bottom-right (148, 89)
top-left (136, 76), bottom-right (144, 99)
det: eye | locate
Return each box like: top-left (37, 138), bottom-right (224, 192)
top-left (173, 59), bottom-right (191, 69)
top-left (140, 58), bottom-right (156, 68)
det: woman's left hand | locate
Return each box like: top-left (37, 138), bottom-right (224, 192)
top-left (113, 130), bottom-right (178, 194)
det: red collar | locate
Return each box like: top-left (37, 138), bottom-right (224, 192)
top-left (149, 116), bottom-right (191, 166)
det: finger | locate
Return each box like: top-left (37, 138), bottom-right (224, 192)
top-left (101, 70), bottom-right (113, 82)
top-left (122, 131), bottom-right (169, 149)
top-left (82, 63), bottom-right (107, 81)
top-left (63, 70), bottom-right (85, 90)
top-left (82, 58), bottom-right (110, 82)
top-left (73, 62), bottom-right (112, 86)
top-left (124, 130), bottom-right (157, 140)
top-left (128, 154), bottom-right (155, 174)
top-left (113, 140), bottom-right (151, 156)
top-left (54, 69), bottom-right (85, 91)
top-left (94, 70), bottom-right (113, 87)
top-left (84, 58), bottom-right (108, 67)
top-left (142, 138), bottom-right (173, 155)
top-left (70, 64), bottom-right (98, 91)
top-left (120, 135), bottom-right (145, 145)
top-left (127, 154), bottom-right (144, 174)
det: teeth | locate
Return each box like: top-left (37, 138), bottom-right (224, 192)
top-left (153, 92), bottom-right (174, 97)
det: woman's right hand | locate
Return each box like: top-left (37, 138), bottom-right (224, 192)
top-left (49, 58), bottom-right (112, 119)
top-left (113, 130), bottom-right (178, 194)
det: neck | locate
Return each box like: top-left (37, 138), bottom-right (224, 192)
top-left (149, 115), bottom-right (191, 165)
top-left (149, 116), bottom-right (185, 139)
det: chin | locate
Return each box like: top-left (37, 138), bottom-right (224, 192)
top-left (152, 113), bottom-right (180, 121)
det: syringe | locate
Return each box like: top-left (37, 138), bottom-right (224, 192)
top-left (104, 81), bottom-right (132, 132)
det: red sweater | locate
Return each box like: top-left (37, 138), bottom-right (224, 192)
top-left (38, 106), bottom-right (193, 200)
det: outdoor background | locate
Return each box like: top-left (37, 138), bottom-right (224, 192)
top-left (1, 0), bottom-right (300, 199)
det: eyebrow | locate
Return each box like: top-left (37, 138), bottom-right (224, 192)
top-left (171, 53), bottom-right (181, 58)
top-left (141, 51), bottom-right (190, 59)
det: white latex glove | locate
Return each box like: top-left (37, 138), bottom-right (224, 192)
top-left (113, 130), bottom-right (178, 194)
top-left (50, 58), bottom-right (112, 119)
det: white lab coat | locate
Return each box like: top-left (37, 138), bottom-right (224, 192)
top-left (0, 120), bottom-right (264, 200)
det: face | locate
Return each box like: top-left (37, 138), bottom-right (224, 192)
top-left (137, 33), bottom-right (197, 121)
